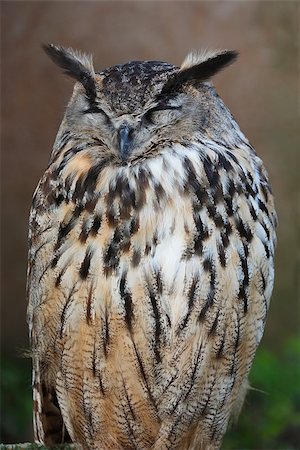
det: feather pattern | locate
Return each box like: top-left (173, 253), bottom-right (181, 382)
top-left (27, 46), bottom-right (276, 450)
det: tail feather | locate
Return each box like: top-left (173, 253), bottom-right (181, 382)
top-left (32, 356), bottom-right (71, 445)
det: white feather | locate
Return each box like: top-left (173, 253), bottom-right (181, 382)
top-left (180, 49), bottom-right (225, 70)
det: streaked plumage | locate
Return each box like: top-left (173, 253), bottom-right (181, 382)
top-left (27, 45), bottom-right (277, 449)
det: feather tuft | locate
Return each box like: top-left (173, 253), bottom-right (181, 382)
top-left (160, 49), bottom-right (238, 95)
top-left (43, 44), bottom-right (96, 100)
top-left (181, 49), bottom-right (225, 70)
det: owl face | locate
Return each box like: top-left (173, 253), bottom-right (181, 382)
top-left (68, 70), bottom-right (195, 162)
top-left (44, 45), bottom-right (237, 163)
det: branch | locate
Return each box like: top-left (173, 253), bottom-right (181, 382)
top-left (0, 444), bottom-right (79, 449)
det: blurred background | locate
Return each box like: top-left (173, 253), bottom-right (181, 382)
top-left (1, 1), bottom-right (299, 448)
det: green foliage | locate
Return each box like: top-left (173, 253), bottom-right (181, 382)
top-left (0, 357), bottom-right (32, 443)
top-left (0, 446), bottom-right (45, 450)
top-left (223, 336), bottom-right (300, 449)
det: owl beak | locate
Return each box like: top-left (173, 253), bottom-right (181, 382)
top-left (118, 124), bottom-right (134, 161)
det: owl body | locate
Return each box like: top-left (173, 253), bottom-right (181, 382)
top-left (27, 47), bottom-right (276, 449)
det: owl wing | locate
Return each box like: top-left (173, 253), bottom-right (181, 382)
top-left (27, 175), bottom-right (73, 445)
top-left (27, 143), bottom-right (276, 448)
top-left (148, 145), bottom-right (277, 448)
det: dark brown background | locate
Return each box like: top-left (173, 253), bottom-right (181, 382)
top-left (1, 0), bottom-right (299, 444)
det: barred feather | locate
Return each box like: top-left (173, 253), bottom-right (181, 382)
top-left (27, 47), bottom-right (276, 449)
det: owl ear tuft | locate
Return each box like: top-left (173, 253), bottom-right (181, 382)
top-left (43, 44), bottom-right (96, 100)
top-left (161, 50), bottom-right (238, 95)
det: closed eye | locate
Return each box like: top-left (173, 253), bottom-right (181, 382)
top-left (148, 105), bottom-right (182, 114)
top-left (83, 105), bottom-right (108, 116)
top-left (83, 105), bottom-right (112, 124)
top-left (143, 105), bottom-right (182, 125)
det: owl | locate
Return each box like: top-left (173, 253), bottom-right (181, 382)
top-left (27, 44), bottom-right (277, 450)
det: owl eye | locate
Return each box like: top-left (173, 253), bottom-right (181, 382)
top-left (143, 105), bottom-right (182, 126)
top-left (83, 105), bottom-right (111, 124)
top-left (83, 105), bottom-right (108, 117)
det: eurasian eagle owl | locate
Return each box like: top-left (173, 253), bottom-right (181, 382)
top-left (27, 45), bottom-right (277, 449)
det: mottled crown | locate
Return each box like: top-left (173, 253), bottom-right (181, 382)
top-left (100, 61), bottom-right (176, 112)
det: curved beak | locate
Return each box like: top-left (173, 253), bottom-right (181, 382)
top-left (118, 124), bottom-right (134, 161)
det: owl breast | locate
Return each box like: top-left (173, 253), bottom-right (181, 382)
top-left (28, 139), bottom-right (276, 449)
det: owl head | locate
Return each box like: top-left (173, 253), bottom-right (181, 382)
top-left (44, 45), bottom-right (238, 164)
